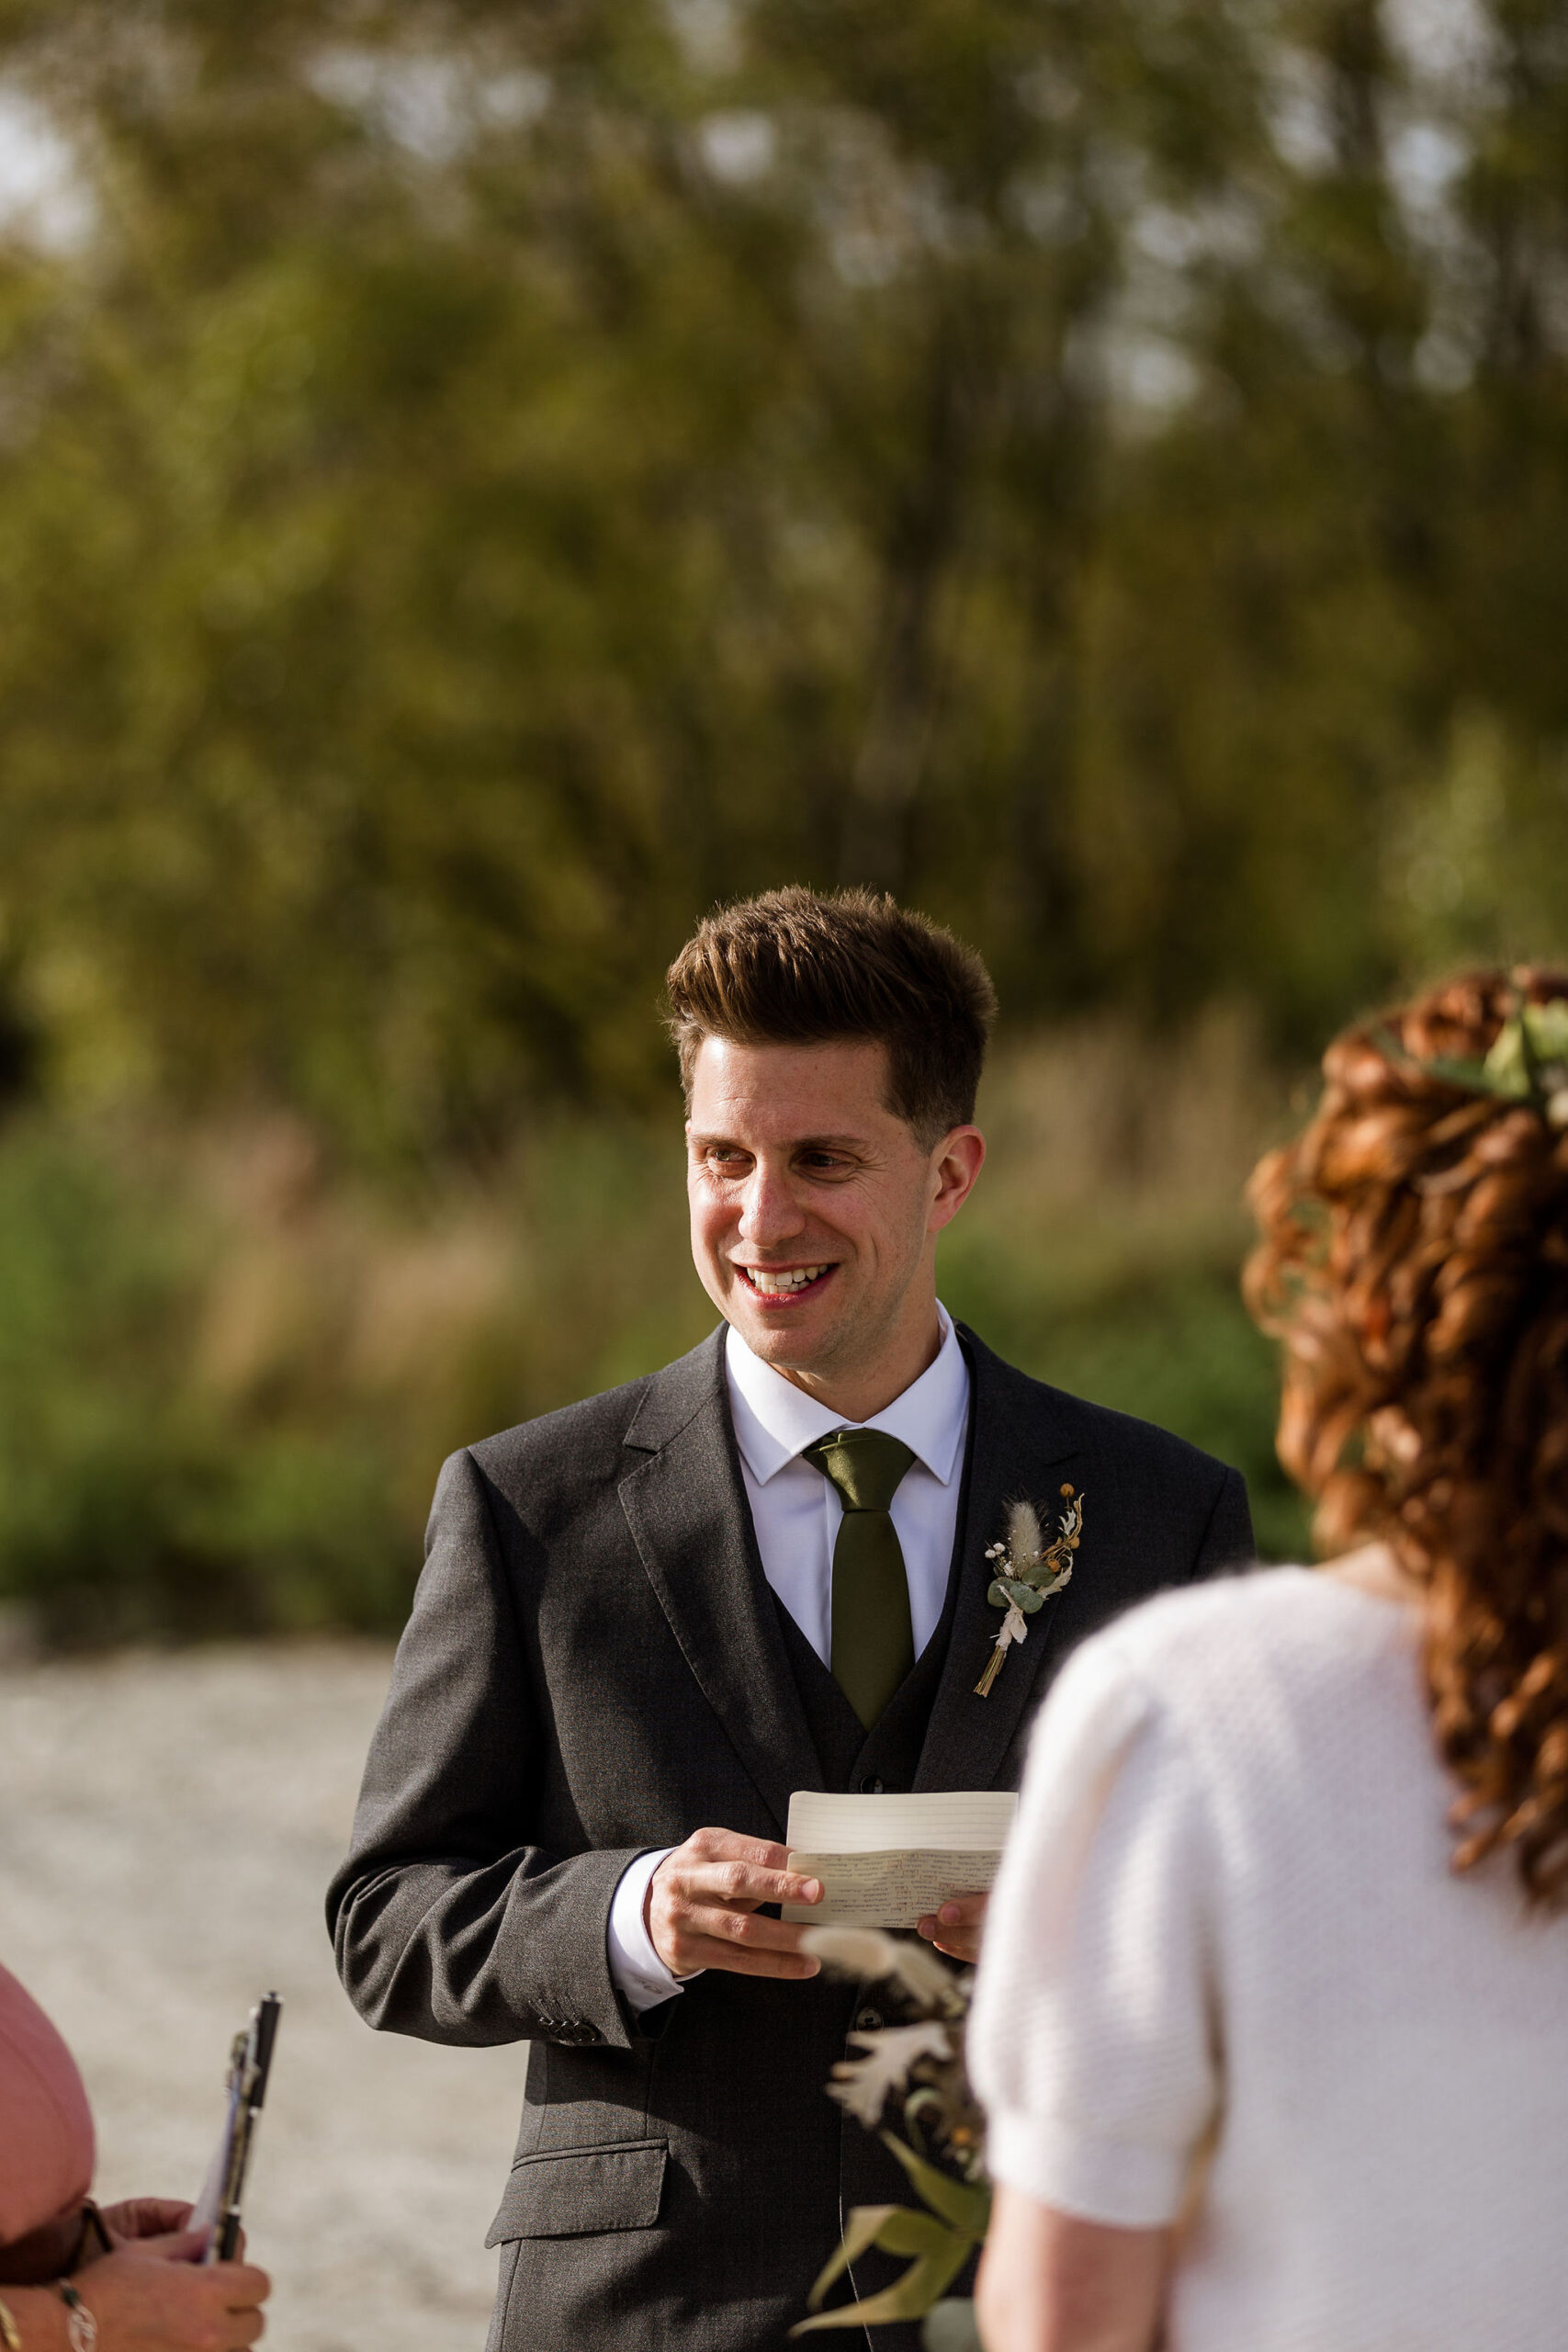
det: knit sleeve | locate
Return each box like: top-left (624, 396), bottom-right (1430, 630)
top-left (967, 1630), bottom-right (1219, 2228)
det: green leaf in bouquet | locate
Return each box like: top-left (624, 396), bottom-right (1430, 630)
top-left (801, 2202), bottom-right (959, 2314)
top-left (799, 2206), bottom-right (900, 2312)
top-left (792, 2230), bottom-right (973, 2334)
top-left (872, 2211), bottom-right (961, 2259)
top-left (881, 2134), bottom-right (992, 2237)
top-left (795, 2203), bottom-right (970, 2332)
top-left (998, 1577), bottom-right (1045, 1612)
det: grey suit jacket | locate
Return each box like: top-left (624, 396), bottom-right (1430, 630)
top-left (328, 1325), bottom-right (1253, 2352)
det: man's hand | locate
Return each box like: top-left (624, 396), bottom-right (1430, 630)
top-left (649, 1828), bottom-right (822, 1980)
top-left (916, 1889), bottom-right (988, 1965)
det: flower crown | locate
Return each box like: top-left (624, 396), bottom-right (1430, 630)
top-left (1374, 991), bottom-right (1568, 1130)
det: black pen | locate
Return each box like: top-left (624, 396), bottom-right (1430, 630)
top-left (206, 1993), bottom-right (282, 2265)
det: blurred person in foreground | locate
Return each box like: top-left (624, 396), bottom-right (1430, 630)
top-left (328, 887), bottom-right (1253, 2352)
top-left (0, 1962), bottom-right (270, 2352)
top-left (970, 967), bottom-right (1568, 2352)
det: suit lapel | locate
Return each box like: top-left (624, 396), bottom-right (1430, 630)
top-left (618, 1334), bottom-right (823, 1839)
top-left (916, 1329), bottom-right (1083, 1792)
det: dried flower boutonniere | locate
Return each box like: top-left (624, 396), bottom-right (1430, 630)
top-left (973, 1486), bottom-right (1084, 1699)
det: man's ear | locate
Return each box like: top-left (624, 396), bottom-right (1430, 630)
top-left (929, 1125), bottom-right (985, 1233)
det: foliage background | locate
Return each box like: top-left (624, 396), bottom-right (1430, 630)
top-left (0, 0), bottom-right (1564, 1639)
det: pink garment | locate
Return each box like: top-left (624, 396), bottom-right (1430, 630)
top-left (0, 1964), bottom-right (95, 2245)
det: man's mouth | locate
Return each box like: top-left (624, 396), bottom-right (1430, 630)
top-left (737, 1262), bottom-right (837, 1302)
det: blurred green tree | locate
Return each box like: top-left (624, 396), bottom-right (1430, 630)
top-left (0, 0), bottom-right (1562, 1162)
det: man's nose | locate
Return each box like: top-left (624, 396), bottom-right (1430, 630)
top-left (737, 1162), bottom-right (807, 1246)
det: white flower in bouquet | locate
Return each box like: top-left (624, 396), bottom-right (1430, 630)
top-left (829, 2022), bottom-right (953, 2130)
top-left (798, 1926), bottom-right (961, 2013)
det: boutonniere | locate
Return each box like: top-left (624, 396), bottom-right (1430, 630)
top-left (974, 1485), bottom-right (1084, 1698)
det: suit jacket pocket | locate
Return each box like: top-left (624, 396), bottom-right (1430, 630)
top-left (485, 2138), bottom-right (668, 2244)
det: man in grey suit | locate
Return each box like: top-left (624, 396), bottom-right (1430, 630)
top-left (329, 887), bottom-right (1253, 2351)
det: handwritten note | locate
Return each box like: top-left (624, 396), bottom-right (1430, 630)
top-left (781, 1790), bottom-right (1018, 1928)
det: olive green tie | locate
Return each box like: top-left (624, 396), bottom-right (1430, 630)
top-left (803, 1429), bottom-right (917, 1730)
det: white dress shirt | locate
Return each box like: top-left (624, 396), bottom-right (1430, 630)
top-left (606, 1305), bottom-right (972, 2013)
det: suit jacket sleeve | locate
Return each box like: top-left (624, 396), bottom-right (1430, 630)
top-left (1191, 1464), bottom-right (1255, 1580)
top-left (326, 1447), bottom-right (645, 2054)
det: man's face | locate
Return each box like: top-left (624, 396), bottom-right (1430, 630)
top-left (685, 1035), bottom-right (978, 1390)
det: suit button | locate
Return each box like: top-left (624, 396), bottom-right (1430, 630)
top-left (855, 2007), bottom-right (884, 2032)
top-left (859, 1776), bottom-right (886, 1793)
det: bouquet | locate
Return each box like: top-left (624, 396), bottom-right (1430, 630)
top-left (790, 1928), bottom-right (987, 2352)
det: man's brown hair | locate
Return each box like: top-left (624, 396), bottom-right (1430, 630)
top-left (664, 886), bottom-right (997, 1147)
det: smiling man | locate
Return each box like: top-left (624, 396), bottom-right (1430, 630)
top-left (328, 888), bottom-right (1253, 2352)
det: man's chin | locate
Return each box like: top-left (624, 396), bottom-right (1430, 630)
top-left (725, 1293), bottom-right (845, 1370)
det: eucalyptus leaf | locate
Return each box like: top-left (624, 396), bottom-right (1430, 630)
top-left (1528, 1002), bottom-right (1568, 1063)
top-left (1427, 1050), bottom-right (1514, 1093)
top-left (1485, 1001), bottom-right (1568, 1095)
top-left (1483, 1027), bottom-right (1531, 1095)
top-left (922, 2300), bottom-right (984, 2352)
top-left (880, 2133), bottom-right (993, 2237)
top-left (1000, 1578), bottom-right (1044, 1612)
top-left (1372, 1027), bottom-right (1499, 1096)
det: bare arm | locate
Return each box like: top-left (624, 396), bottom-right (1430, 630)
top-left (975, 2186), bottom-right (1169, 2352)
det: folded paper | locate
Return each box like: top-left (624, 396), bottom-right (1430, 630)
top-left (782, 1791), bottom-right (1018, 1928)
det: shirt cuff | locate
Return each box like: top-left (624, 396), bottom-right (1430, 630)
top-left (606, 1848), bottom-right (701, 2014)
top-left (985, 2110), bottom-right (1188, 2230)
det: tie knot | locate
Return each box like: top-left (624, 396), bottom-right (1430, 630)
top-left (803, 1428), bottom-right (916, 1515)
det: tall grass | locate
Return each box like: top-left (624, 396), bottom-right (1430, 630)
top-left (0, 1018), bottom-right (1309, 1647)
top-left (942, 1012), bottom-right (1307, 1561)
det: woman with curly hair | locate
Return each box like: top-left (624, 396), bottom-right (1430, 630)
top-left (968, 968), bottom-right (1568, 2352)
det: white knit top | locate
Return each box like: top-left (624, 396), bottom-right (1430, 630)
top-left (968, 1568), bottom-right (1568, 2352)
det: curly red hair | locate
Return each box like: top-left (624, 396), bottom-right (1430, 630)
top-left (1246, 967), bottom-right (1568, 1907)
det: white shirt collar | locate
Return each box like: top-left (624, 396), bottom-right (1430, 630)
top-left (724, 1304), bottom-right (969, 1489)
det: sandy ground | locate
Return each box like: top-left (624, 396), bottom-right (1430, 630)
top-left (0, 1643), bottom-right (528, 2352)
